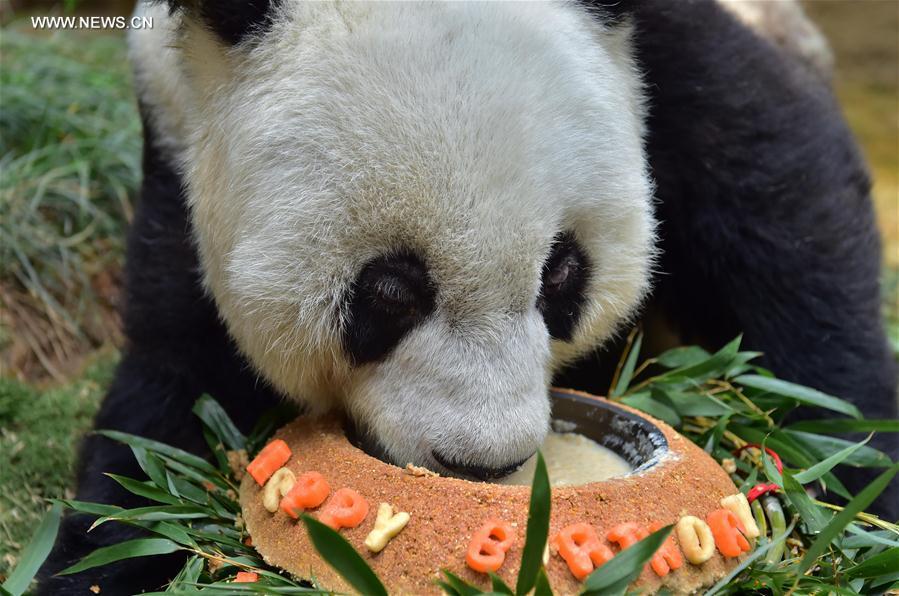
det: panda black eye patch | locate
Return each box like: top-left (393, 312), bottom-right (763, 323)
top-left (343, 251), bottom-right (436, 365)
top-left (537, 231), bottom-right (590, 341)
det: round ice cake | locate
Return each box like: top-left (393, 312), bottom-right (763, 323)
top-left (240, 389), bottom-right (747, 594)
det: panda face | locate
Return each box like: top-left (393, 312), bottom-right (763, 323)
top-left (162, 1), bottom-right (655, 477)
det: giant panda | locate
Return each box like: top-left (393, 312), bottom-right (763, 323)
top-left (39, 1), bottom-right (896, 593)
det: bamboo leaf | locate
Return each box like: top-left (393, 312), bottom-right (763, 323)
top-left (166, 474), bottom-right (209, 505)
top-left (438, 571), bottom-right (480, 596)
top-left (489, 573), bottom-right (514, 595)
top-left (611, 332), bottom-right (642, 397)
top-left (90, 505), bottom-right (209, 530)
top-left (301, 515), bottom-right (387, 596)
top-left (533, 567), bottom-right (552, 596)
top-left (872, 574), bottom-right (899, 590)
top-left (734, 375), bottom-right (862, 419)
top-left (658, 388), bottom-right (733, 417)
top-left (193, 394), bottom-right (246, 452)
top-left (167, 554), bottom-right (204, 591)
top-left (781, 468), bottom-right (830, 534)
top-left (2, 503), bottom-right (61, 596)
top-left (436, 580), bottom-right (461, 596)
top-left (798, 463), bottom-right (899, 576)
top-left (515, 451), bottom-right (551, 595)
top-left (137, 521), bottom-right (196, 547)
top-left (657, 336), bottom-right (742, 384)
top-left (620, 392), bottom-right (680, 427)
top-left (203, 425), bottom-right (230, 472)
top-left (58, 538), bottom-right (181, 575)
top-left (787, 419), bottom-right (899, 433)
top-left (655, 345), bottom-right (710, 369)
top-left (784, 430), bottom-right (891, 468)
top-left (131, 445), bottom-right (169, 489)
top-left (844, 547), bottom-right (899, 579)
top-left (97, 429), bottom-right (218, 474)
top-left (724, 351), bottom-right (763, 378)
top-left (53, 499), bottom-right (122, 517)
top-left (733, 425), bottom-right (816, 468)
top-left (104, 474), bottom-right (182, 505)
top-left (793, 436), bottom-right (872, 484)
top-left (157, 454), bottom-right (229, 490)
top-left (761, 443), bottom-right (783, 486)
top-left (843, 527), bottom-right (899, 549)
top-left (704, 413), bottom-right (733, 453)
top-left (733, 427), bottom-right (852, 498)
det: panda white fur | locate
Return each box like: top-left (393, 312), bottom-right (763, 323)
top-left (39, 1), bottom-right (896, 593)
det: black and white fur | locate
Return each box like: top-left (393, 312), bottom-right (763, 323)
top-left (39, 1), bottom-right (896, 593)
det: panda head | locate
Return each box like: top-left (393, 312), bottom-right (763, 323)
top-left (158, 0), bottom-right (655, 479)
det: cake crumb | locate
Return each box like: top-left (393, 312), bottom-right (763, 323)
top-left (721, 458), bottom-right (737, 474)
top-left (89, 585), bottom-right (101, 594)
top-left (228, 449), bottom-right (250, 480)
top-left (207, 557), bottom-right (223, 574)
top-left (404, 463), bottom-right (439, 477)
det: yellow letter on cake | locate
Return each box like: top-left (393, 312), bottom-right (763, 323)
top-left (721, 493), bottom-right (760, 539)
top-left (364, 502), bottom-right (411, 553)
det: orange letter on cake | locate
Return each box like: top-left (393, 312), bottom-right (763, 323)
top-left (648, 522), bottom-right (683, 577)
top-left (466, 519), bottom-right (516, 573)
top-left (708, 509), bottom-right (751, 557)
top-left (607, 522), bottom-right (649, 550)
top-left (552, 523), bottom-right (614, 580)
top-left (318, 488), bottom-right (369, 530)
top-left (280, 471), bottom-right (330, 518)
top-left (246, 439), bottom-right (292, 486)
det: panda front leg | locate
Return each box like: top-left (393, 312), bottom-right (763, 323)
top-left (623, 0), bottom-right (897, 517)
top-left (35, 352), bottom-right (208, 595)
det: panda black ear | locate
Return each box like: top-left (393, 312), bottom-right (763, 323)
top-left (578, 1), bottom-right (634, 28)
top-left (164, 0), bottom-right (283, 46)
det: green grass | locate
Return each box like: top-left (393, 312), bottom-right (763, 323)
top-left (0, 351), bottom-right (116, 579)
top-left (0, 21), bottom-right (135, 582)
top-left (0, 25), bottom-right (139, 378)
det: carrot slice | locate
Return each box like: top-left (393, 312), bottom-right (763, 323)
top-left (280, 471), bottom-right (331, 518)
top-left (318, 488), bottom-right (369, 530)
top-left (247, 439), bottom-right (292, 486)
top-left (647, 521), bottom-right (683, 577)
top-left (473, 519), bottom-right (516, 552)
top-left (708, 508), bottom-right (751, 557)
top-left (466, 534), bottom-right (505, 573)
top-left (234, 571), bottom-right (258, 583)
top-left (552, 523), bottom-right (614, 580)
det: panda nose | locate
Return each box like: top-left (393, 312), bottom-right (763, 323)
top-left (432, 450), bottom-right (532, 481)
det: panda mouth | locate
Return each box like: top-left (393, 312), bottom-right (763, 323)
top-left (431, 450), bottom-right (532, 482)
top-left (343, 416), bottom-right (530, 482)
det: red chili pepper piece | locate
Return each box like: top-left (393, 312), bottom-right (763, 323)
top-left (747, 482), bottom-right (780, 503)
top-left (734, 444), bottom-right (783, 474)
